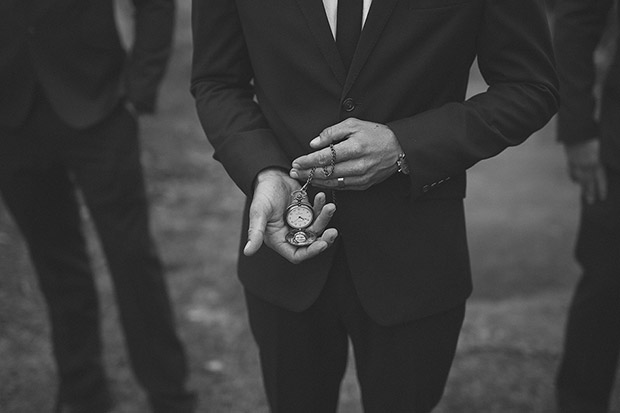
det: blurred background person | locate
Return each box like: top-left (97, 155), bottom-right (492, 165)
top-left (0, 1), bottom-right (196, 412)
top-left (553, 0), bottom-right (620, 412)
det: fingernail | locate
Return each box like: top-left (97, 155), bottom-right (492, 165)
top-left (310, 137), bottom-right (320, 146)
top-left (290, 169), bottom-right (299, 178)
top-left (292, 162), bottom-right (301, 169)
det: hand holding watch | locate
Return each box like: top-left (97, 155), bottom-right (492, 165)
top-left (244, 167), bottom-right (337, 262)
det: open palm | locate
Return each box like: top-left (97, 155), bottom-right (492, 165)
top-left (244, 169), bottom-right (338, 264)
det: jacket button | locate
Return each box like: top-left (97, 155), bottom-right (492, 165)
top-left (342, 98), bottom-right (356, 112)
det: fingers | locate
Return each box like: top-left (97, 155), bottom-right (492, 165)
top-left (292, 142), bottom-right (350, 173)
top-left (575, 168), bottom-right (597, 204)
top-left (293, 120), bottom-right (364, 170)
top-left (288, 228), bottom-right (339, 264)
top-left (307, 192), bottom-right (336, 239)
top-left (565, 141), bottom-right (606, 204)
top-left (583, 178), bottom-right (597, 205)
top-left (290, 165), bottom-right (382, 191)
top-left (273, 224), bottom-right (338, 264)
top-left (291, 149), bottom-right (368, 183)
top-left (572, 165), bottom-right (608, 204)
top-left (291, 119), bottom-right (398, 188)
top-left (243, 208), bottom-right (267, 256)
top-left (274, 192), bottom-right (338, 264)
top-left (595, 167), bottom-right (608, 201)
top-left (309, 201), bottom-right (336, 233)
top-left (290, 160), bottom-right (340, 180)
top-left (309, 175), bottom-right (371, 191)
top-left (246, 190), bottom-right (338, 263)
top-left (310, 118), bottom-right (360, 149)
top-left (312, 192), bottom-right (326, 215)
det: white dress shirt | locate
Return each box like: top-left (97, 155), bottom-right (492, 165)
top-left (322, 0), bottom-right (373, 39)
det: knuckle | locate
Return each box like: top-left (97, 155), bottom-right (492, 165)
top-left (318, 152), bottom-right (328, 165)
top-left (355, 159), bottom-right (370, 173)
top-left (361, 176), bottom-right (371, 187)
top-left (321, 127), bottom-right (333, 140)
top-left (350, 140), bottom-right (362, 153)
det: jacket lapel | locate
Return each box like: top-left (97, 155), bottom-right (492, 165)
top-left (343, 0), bottom-right (399, 96)
top-left (295, 0), bottom-right (347, 86)
top-left (287, 0), bottom-right (400, 94)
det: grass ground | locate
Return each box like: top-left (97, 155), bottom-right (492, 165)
top-left (1, 2), bottom-right (618, 412)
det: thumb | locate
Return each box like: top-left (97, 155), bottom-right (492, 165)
top-left (243, 209), bottom-right (267, 256)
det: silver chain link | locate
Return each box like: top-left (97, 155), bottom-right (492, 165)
top-left (299, 143), bottom-right (337, 203)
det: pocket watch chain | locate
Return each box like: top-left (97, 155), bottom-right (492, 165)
top-left (299, 143), bottom-right (336, 203)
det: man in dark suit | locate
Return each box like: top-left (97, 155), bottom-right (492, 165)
top-left (0, 1), bottom-right (196, 412)
top-left (554, 1), bottom-right (620, 412)
top-left (191, 0), bottom-right (558, 411)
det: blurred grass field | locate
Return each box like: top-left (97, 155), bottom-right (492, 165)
top-left (1, 1), bottom-right (618, 412)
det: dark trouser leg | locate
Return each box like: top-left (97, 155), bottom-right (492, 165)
top-left (328, 247), bottom-right (465, 413)
top-left (245, 242), bottom-right (465, 413)
top-left (65, 106), bottom-right (194, 412)
top-left (244, 273), bottom-right (350, 412)
top-left (0, 163), bottom-right (109, 407)
top-left (350, 305), bottom-right (465, 413)
top-left (557, 170), bottom-right (620, 413)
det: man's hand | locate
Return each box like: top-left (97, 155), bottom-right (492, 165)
top-left (290, 118), bottom-right (403, 190)
top-left (565, 139), bottom-right (607, 204)
top-left (244, 168), bottom-right (338, 264)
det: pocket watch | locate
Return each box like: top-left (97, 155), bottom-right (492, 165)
top-left (284, 189), bottom-right (317, 246)
top-left (284, 145), bottom-right (336, 247)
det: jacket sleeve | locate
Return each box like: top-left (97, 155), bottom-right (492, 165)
top-left (388, 0), bottom-right (559, 197)
top-left (125, 0), bottom-right (175, 113)
top-left (190, 0), bottom-right (291, 196)
top-left (554, 0), bottom-right (614, 145)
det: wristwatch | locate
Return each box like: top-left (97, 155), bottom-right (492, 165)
top-left (396, 153), bottom-right (410, 175)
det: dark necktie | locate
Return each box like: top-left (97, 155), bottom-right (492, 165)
top-left (336, 0), bottom-right (363, 70)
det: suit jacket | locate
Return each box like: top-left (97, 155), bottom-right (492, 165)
top-left (191, 0), bottom-right (559, 325)
top-left (0, 0), bottom-right (175, 130)
top-left (554, 0), bottom-right (620, 170)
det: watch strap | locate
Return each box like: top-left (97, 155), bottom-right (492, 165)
top-left (396, 153), bottom-right (410, 175)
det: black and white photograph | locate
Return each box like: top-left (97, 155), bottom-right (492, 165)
top-left (0, 0), bottom-right (618, 412)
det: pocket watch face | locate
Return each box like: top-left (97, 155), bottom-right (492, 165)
top-left (286, 204), bottom-right (313, 229)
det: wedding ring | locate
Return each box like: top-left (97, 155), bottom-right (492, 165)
top-left (337, 177), bottom-right (345, 188)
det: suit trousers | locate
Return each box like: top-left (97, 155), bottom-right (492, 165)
top-left (556, 169), bottom-right (620, 413)
top-left (0, 91), bottom-right (194, 412)
top-left (245, 240), bottom-right (466, 413)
